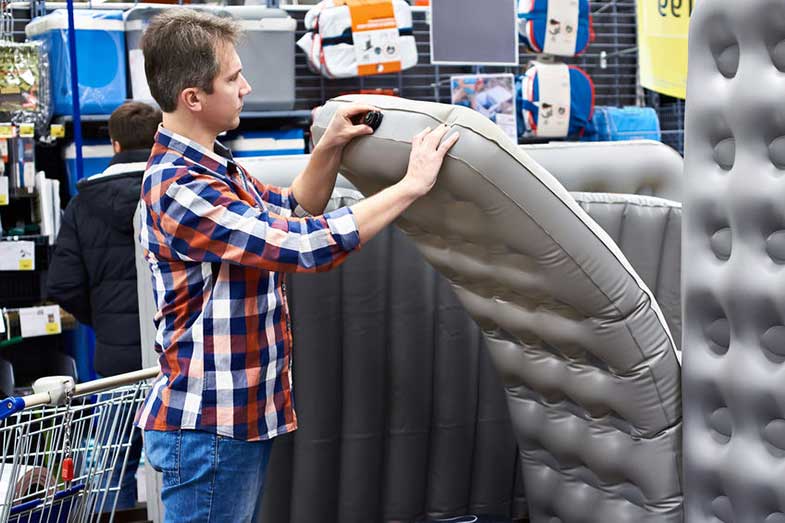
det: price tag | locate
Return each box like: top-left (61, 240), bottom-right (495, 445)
top-left (19, 305), bottom-right (61, 338)
top-left (18, 123), bottom-right (34, 138)
top-left (0, 312), bottom-right (5, 335)
top-left (0, 124), bottom-right (14, 139)
top-left (0, 177), bottom-right (7, 205)
top-left (0, 240), bottom-right (34, 271)
top-left (50, 124), bottom-right (65, 138)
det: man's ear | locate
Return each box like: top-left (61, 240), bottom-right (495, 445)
top-left (179, 87), bottom-right (203, 112)
top-left (111, 140), bottom-right (122, 154)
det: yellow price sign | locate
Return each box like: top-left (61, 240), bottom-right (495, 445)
top-left (18, 259), bottom-right (33, 270)
top-left (0, 124), bottom-right (14, 139)
top-left (45, 322), bottom-right (60, 334)
top-left (637, 0), bottom-right (694, 99)
top-left (0, 195), bottom-right (6, 206)
top-left (50, 124), bottom-right (65, 138)
top-left (18, 123), bottom-right (34, 138)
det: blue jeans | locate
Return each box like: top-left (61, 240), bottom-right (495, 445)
top-left (144, 429), bottom-right (273, 523)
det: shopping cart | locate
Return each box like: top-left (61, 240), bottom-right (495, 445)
top-left (0, 367), bottom-right (159, 522)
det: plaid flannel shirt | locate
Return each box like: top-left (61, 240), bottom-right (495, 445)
top-left (135, 127), bottom-right (360, 441)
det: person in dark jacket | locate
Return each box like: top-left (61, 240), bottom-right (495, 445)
top-left (46, 101), bottom-right (162, 510)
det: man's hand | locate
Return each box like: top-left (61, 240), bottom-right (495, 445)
top-left (399, 124), bottom-right (460, 198)
top-left (317, 103), bottom-right (378, 151)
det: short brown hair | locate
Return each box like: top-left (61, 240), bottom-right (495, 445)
top-left (108, 102), bottom-right (162, 150)
top-left (140, 9), bottom-right (240, 113)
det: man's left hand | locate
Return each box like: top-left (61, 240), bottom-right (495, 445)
top-left (316, 103), bottom-right (378, 151)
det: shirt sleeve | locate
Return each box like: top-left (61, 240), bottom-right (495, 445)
top-left (149, 169), bottom-right (360, 273)
top-left (248, 175), bottom-right (312, 218)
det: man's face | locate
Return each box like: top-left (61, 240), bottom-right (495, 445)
top-left (201, 42), bottom-right (252, 134)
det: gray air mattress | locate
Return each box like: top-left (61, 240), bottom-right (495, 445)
top-left (312, 94), bottom-right (684, 522)
top-left (683, 0), bottom-right (785, 521)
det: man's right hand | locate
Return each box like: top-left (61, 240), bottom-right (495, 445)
top-left (399, 124), bottom-right (460, 198)
top-left (349, 123), bottom-right (460, 246)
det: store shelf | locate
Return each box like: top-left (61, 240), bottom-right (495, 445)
top-left (53, 109), bottom-right (313, 124)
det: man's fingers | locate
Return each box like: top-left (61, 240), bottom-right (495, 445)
top-left (341, 104), bottom-right (379, 118)
top-left (425, 124), bottom-right (451, 147)
top-left (353, 125), bottom-right (374, 136)
top-left (437, 130), bottom-right (460, 155)
top-left (412, 126), bottom-right (431, 144)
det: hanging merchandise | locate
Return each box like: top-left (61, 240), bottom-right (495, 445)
top-left (0, 42), bottom-right (51, 132)
top-left (7, 135), bottom-right (36, 196)
top-left (25, 10), bottom-right (127, 116)
top-left (517, 0), bottom-right (594, 57)
top-left (297, 0), bottom-right (417, 79)
top-left (517, 60), bottom-right (595, 139)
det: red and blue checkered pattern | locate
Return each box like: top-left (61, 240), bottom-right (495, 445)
top-left (136, 127), bottom-right (360, 441)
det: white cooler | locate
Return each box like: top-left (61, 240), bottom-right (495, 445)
top-left (124, 6), bottom-right (296, 111)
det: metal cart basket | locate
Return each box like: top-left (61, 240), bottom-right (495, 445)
top-left (0, 367), bottom-right (158, 522)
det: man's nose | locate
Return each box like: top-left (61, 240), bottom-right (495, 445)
top-left (240, 73), bottom-right (252, 96)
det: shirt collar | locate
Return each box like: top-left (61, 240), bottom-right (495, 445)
top-left (155, 125), bottom-right (236, 176)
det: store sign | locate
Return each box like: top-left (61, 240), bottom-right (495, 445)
top-left (637, 0), bottom-right (694, 99)
top-left (0, 177), bottom-right (7, 206)
top-left (0, 241), bottom-right (34, 271)
top-left (19, 305), bottom-right (61, 338)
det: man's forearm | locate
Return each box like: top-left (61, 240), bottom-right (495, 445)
top-left (289, 142), bottom-right (342, 215)
top-left (350, 181), bottom-right (420, 244)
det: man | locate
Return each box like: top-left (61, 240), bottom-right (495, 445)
top-left (136, 9), bottom-right (458, 522)
top-left (47, 101), bottom-right (162, 510)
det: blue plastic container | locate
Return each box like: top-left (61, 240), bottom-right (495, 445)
top-left (225, 129), bottom-right (306, 158)
top-left (584, 106), bottom-right (662, 142)
top-left (63, 141), bottom-right (114, 196)
top-left (26, 10), bottom-right (126, 116)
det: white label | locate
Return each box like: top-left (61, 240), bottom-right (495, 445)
top-left (543, 0), bottom-right (580, 56)
top-left (352, 28), bottom-right (401, 68)
top-left (532, 61), bottom-right (571, 137)
top-left (0, 177), bottom-right (7, 206)
top-left (0, 241), bottom-right (34, 271)
top-left (0, 312), bottom-right (5, 335)
top-left (23, 162), bottom-right (35, 189)
top-left (129, 50), bottom-right (153, 102)
top-left (19, 305), bottom-right (61, 338)
top-left (124, 19), bottom-right (147, 32)
top-left (239, 18), bottom-right (296, 31)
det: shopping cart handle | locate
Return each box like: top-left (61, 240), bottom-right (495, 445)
top-left (0, 396), bottom-right (26, 421)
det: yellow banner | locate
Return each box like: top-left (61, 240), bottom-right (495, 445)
top-left (637, 0), bottom-right (694, 99)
